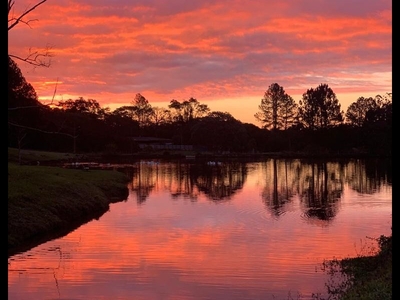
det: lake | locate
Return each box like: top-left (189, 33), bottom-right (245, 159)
top-left (8, 158), bottom-right (392, 300)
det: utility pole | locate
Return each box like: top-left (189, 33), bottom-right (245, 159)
top-left (73, 123), bottom-right (76, 155)
top-left (73, 124), bottom-right (80, 162)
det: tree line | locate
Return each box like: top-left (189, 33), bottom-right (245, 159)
top-left (8, 57), bottom-right (392, 157)
top-left (255, 82), bottom-right (391, 131)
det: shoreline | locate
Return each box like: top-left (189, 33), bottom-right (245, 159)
top-left (8, 162), bottom-right (130, 257)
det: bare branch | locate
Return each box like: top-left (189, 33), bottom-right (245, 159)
top-left (9, 45), bottom-right (53, 68)
top-left (8, 1), bottom-right (52, 68)
top-left (8, 0), bottom-right (48, 31)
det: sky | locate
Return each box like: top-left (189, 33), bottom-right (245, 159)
top-left (8, 0), bottom-right (392, 125)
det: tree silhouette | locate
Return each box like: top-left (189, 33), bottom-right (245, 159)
top-left (131, 93), bottom-right (154, 127)
top-left (149, 107), bottom-right (172, 126)
top-left (298, 83), bottom-right (343, 130)
top-left (8, 57), bottom-right (44, 162)
top-left (364, 93), bottom-right (392, 130)
top-left (190, 112), bottom-right (249, 152)
top-left (168, 98), bottom-right (210, 123)
top-left (8, 57), bottom-right (39, 109)
top-left (254, 83), bottom-right (298, 130)
top-left (57, 98), bottom-right (109, 119)
top-left (345, 96), bottom-right (379, 127)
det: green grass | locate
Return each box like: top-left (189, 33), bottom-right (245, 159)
top-left (8, 160), bottom-right (129, 254)
top-left (321, 234), bottom-right (392, 300)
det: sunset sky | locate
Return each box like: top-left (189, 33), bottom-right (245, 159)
top-left (8, 0), bottom-right (392, 125)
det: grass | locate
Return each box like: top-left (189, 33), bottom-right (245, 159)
top-left (8, 155), bottom-right (130, 255)
top-left (8, 147), bottom-right (75, 164)
top-left (321, 233), bottom-right (392, 300)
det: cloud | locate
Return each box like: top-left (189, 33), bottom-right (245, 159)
top-left (8, 0), bottom-right (392, 124)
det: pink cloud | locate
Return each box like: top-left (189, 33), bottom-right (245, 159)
top-left (8, 0), bottom-right (391, 125)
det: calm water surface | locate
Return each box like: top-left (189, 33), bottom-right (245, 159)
top-left (8, 158), bottom-right (392, 300)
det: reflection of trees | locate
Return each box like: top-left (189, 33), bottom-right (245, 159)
top-left (161, 162), bottom-right (200, 201)
top-left (260, 158), bottom-right (391, 224)
top-left (261, 159), bottom-right (298, 217)
top-left (298, 161), bottom-right (344, 222)
top-left (190, 161), bottom-right (247, 201)
top-left (129, 161), bottom-right (248, 203)
top-left (130, 161), bottom-right (157, 204)
top-left (345, 158), bottom-right (392, 194)
top-left (261, 159), bottom-right (344, 222)
top-left (128, 159), bottom-right (390, 212)
top-left (130, 161), bottom-right (202, 204)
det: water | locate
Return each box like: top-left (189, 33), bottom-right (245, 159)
top-left (8, 158), bottom-right (392, 300)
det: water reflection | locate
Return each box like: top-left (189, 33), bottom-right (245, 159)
top-left (8, 158), bottom-right (392, 300)
top-left (346, 158), bottom-right (392, 194)
top-left (298, 161), bottom-right (343, 222)
top-left (190, 161), bottom-right (247, 201)
top-left (261, 159), bottom-right (298, 218)
top-left (130, 160), bottom-right (248, 203)
top-left (129, 158), bottom-right (391, 225)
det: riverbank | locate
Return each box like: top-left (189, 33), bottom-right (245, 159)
top-left (9, 147), bottom-right (391, 167)
top-left (322, 233), bottom-right (392, 299)
top-left (8, 161), bottom-right (129, 256)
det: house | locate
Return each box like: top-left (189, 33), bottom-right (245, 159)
top-left (131, 137), bottom-right (193, 151)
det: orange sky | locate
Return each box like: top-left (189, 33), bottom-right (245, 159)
top-left (8, 0), bottom-right (392, 125)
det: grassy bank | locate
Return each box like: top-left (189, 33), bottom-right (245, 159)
top-left (8, 160), bottom-right (129, 256)
top-left (322, 233), bottom-right (392, 300)
top-left (8, 147), bottom-right (75, 164)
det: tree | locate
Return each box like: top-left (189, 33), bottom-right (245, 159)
top-left (8, 0), bottom-right (52, 67)
top-left (8, 57), bottom-right (41, 138)
top-left (8, 57), bottom-right (39, 109)
top-left (112, 106), bottom-right (135, 119)
top-left (8, 0), bottom-right (55, 157)
top-left (57, 97), bottom-right (109, 119)
top-left (149, 106), bottom-right (172, 126)
top-left (105, 108), bottom-right (141, 145)
top-left (362, 93), bottom-right (392, 155)
top-left (280, 96), bottom-right (299, 130)
top-left (168, 98), bottom-right (210, 123)
top-left (254, 83), bottom-right (298, 130)
top-left (345, 96), bottom-right (379, 127)
top-left (364, 93), bottom-right (392, 127)
top-left (8, 56), bottom-right (49, 162)
top-left (298, 83), bottom-right (343, 130)
top-left (190, 112), bottom-right (249, 152)
top-left (131, 93), bottom-right (154, 127)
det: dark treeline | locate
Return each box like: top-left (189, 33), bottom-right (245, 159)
top-left (8, 57), bottom-right (392, 158)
